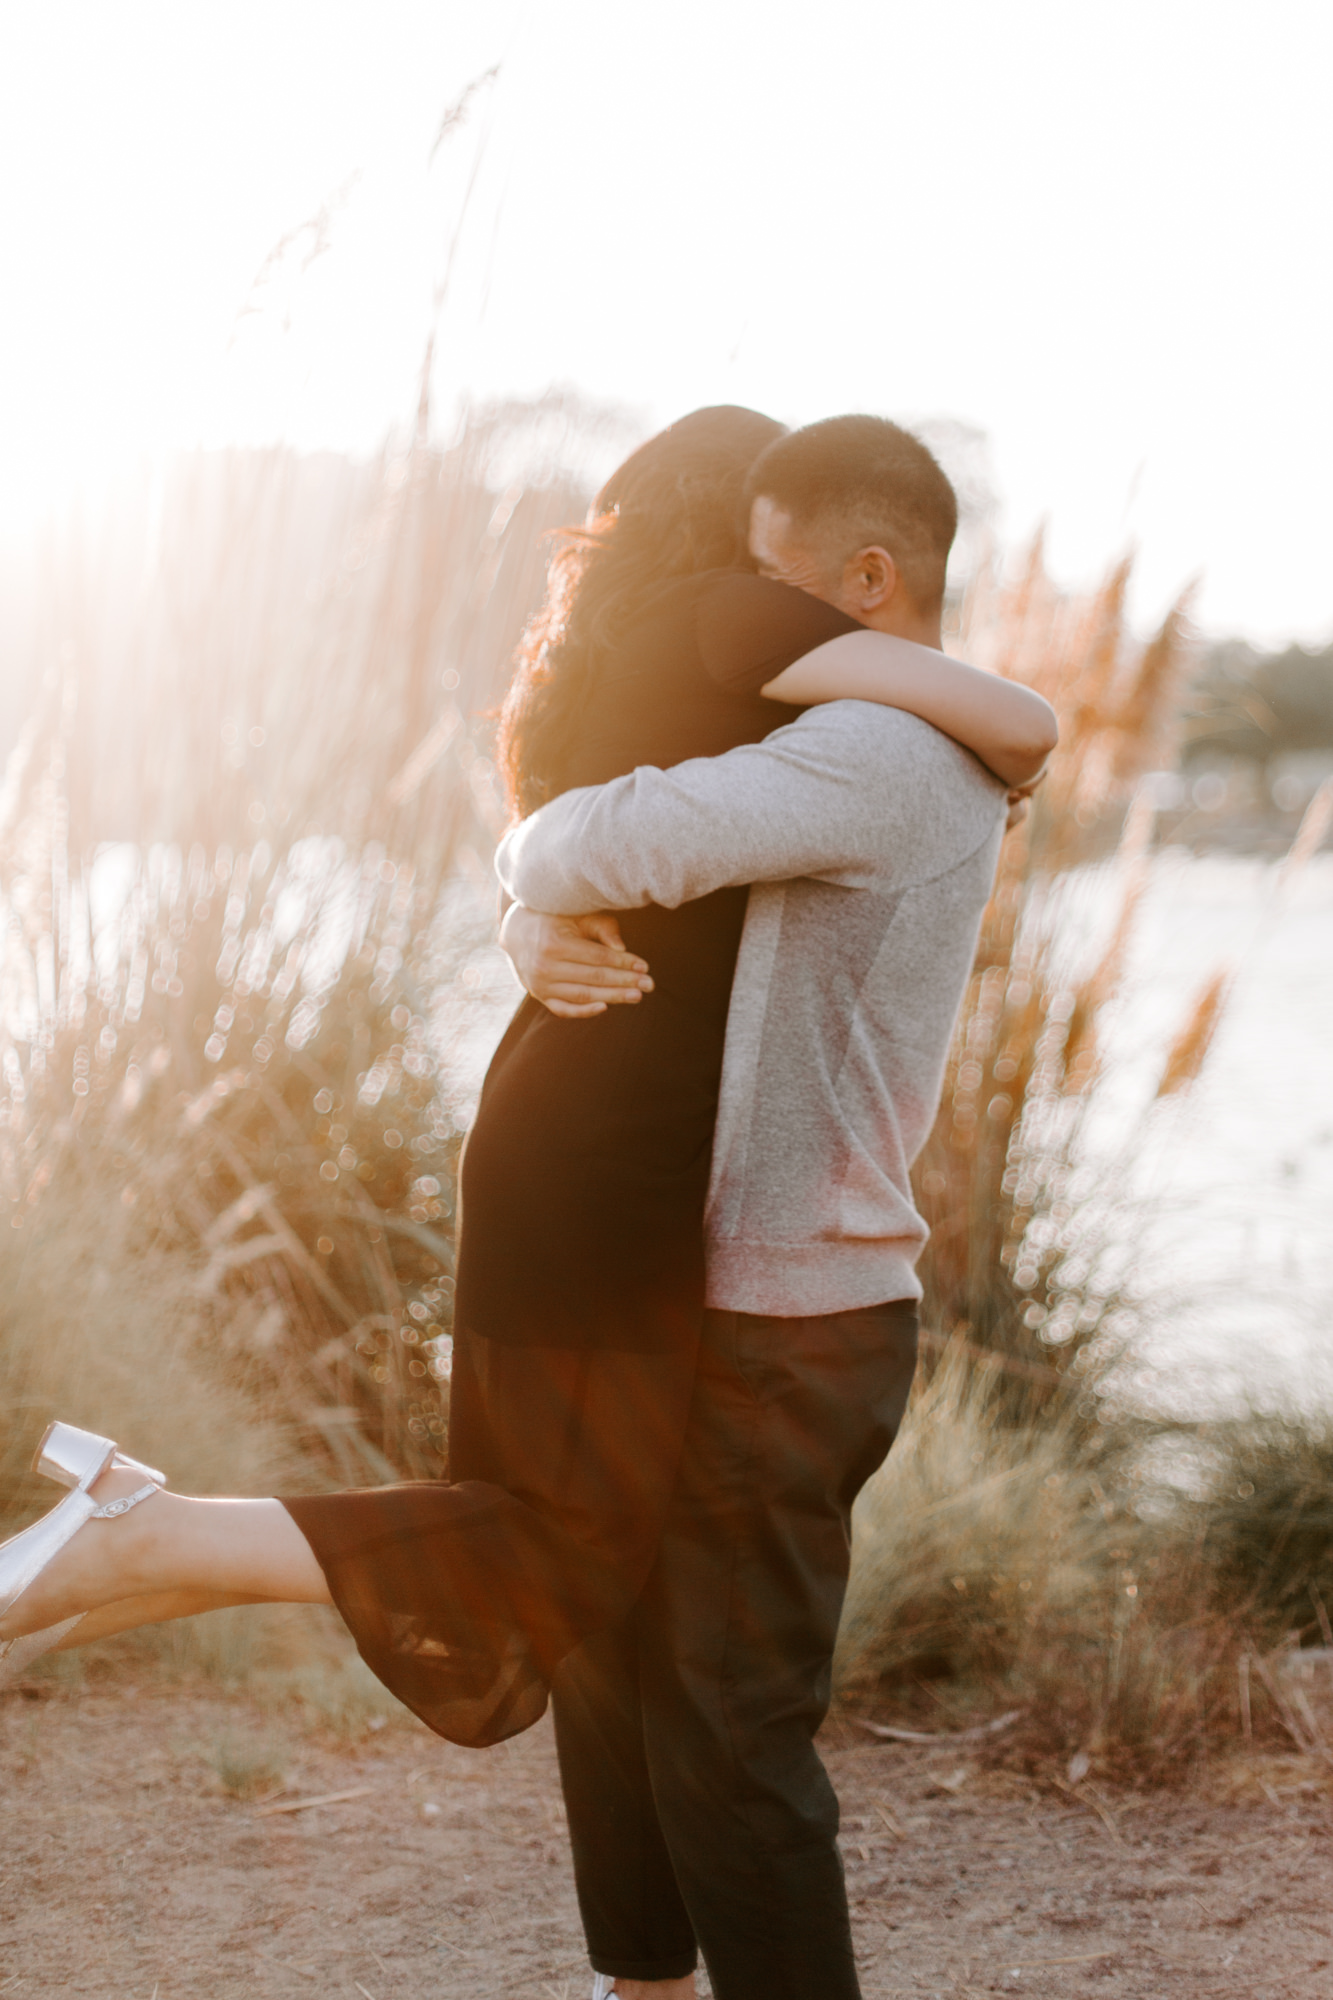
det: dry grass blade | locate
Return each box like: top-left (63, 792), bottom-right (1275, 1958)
top-left (253, 1785), bottom-right (374, 1817)
top-left (1156, 966), bottom-right (1231, 1097)
top-left (1057, 1780), bottom-right (1125, 1844)
top-left (0, 396), bottom-right (637, 1495)
top-left (1278, 773), bottom-right (1333, 884)
top-left (1247, 1648), bottom-right (1321, 1757)
top-left (852, 1709), bottom-right (1025, 1745)
top-left (1238, 1652), bottom-right (1252, 1743)
top-left (1002, 1951), bottom-right (1115, 1968)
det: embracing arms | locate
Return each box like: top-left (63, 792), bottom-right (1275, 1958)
top-left (496, 632), bottom-right (1054, 1016)
top-left (497, 702), bottom-right (1005, 917)
top-left (760, 631), bottom-right (1057, 790)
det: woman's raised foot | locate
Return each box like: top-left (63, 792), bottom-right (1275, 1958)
top-left (0, 1423), bottom-right (167, 1643)
top-left (2, 1419), bottom-right (336, 1642)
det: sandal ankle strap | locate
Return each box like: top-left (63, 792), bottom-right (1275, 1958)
top-left (89, 1481), bottom-right (161, 1521)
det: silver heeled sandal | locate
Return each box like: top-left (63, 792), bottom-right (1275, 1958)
top-left (0, 1421), bottom-right (166, 1685)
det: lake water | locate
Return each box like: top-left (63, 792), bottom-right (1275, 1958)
top-left (1094, 850), bottom-right (1333, 1412)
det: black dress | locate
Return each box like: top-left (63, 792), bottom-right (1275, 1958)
top-left (284, 572), bottom-right (858, 1745)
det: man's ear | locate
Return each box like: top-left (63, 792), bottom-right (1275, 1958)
top-left (843, 545), bottom-right (899, 613)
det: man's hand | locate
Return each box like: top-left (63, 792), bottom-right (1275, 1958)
top-left (499, 905), bottom-right (654, 1020)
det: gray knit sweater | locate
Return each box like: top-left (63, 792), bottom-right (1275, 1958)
top-left (496, 701), bottom-right (1005, 1316)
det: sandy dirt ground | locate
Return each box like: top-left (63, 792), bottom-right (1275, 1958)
top-left (5, 1678), bottom-right (1333, 1999)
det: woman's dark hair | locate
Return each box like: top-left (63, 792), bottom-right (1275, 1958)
top-left (498, 405), bottom-right (785, 819)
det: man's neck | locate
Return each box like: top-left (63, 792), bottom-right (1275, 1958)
top-left (859, 607), bottom-right (943, 651)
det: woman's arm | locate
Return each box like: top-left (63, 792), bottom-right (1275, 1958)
top-left (761, 631), bottom-right (1057, 789)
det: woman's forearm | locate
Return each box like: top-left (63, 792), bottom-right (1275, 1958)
top-left (762, 631), bottom-right (1058, 788)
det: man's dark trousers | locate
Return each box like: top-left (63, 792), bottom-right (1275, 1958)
top-left (550, 1298), bottom-right (919, 2000)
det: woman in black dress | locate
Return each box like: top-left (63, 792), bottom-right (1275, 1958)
top-left (1, 409), bottom-right (1053, 1740)
top-left (259, 408), bottom-right (872, 1746)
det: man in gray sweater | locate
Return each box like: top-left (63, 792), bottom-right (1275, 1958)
top-left (496, 420), bottom-right (1022, 2000)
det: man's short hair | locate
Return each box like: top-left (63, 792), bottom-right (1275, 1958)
top-left (745, 415), bottom-right (958, 611)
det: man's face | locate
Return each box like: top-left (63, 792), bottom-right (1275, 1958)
top-left (748, 497), bottom-right (844, 610)
top-left (749, 494), bottom-right (923, 636)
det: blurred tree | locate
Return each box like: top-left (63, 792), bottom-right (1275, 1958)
top-left (1182, 638), bottom-right (1333, 765)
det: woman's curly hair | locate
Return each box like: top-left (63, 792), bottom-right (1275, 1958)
top-left (498, 405), bottom-right (785, 820)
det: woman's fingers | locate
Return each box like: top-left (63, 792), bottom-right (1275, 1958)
top-left (500, 903), bottom-right (652, 1015)
top-left (548, 951), bottom-right (648, 986)
top-left (543, 980), bottom-right (644, 1013)
top-left (554, 930), bottom-right (651, 978)
top-left (538, 926), bottom-right (652, 995)
top-left (576, 912), bottom-right (638, 958)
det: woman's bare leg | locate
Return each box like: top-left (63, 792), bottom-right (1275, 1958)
top-left (49, 1590), bottom-right (270, 1648)
top-left (0, 1463), bottom-right (331, 1642)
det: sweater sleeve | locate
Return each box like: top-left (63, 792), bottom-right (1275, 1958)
top-left (495, 703), bottom-right (1006, 915)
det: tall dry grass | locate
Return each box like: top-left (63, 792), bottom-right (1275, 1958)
top-left (0, 1161), bottom-right (299, 1508)
top-left (0, 394), bottom-right (629, 1497)
top-left (914, 550), bottom-right (1208, 1411)
top-left (836, 1349), bottom-right (1333, 1780)
top-left (0, 1157), bottom-right (372, 1696)
top-left (835, 1349), bottom-right (1230, 1780)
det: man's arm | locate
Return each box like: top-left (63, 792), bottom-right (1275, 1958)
top-left (496, 703), bottom-right (1005, 917)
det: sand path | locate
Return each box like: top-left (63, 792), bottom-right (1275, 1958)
top-left (4, 1681), bottom-right (1331, 1998)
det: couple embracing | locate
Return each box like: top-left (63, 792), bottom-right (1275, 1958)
top-left (1, 406), bottom-right (1056, 2000)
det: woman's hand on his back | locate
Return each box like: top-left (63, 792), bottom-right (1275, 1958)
top-left (499, 905), bottom-right (654, 1019)
top-left (1003, 764), bottom-right (1048, 832)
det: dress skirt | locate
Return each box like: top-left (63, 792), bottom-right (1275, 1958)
top-left (282, 1330), bottom-right (698, 1747)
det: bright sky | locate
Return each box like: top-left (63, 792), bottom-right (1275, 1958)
top-left (2, 0), bottom-right (1330, 646)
